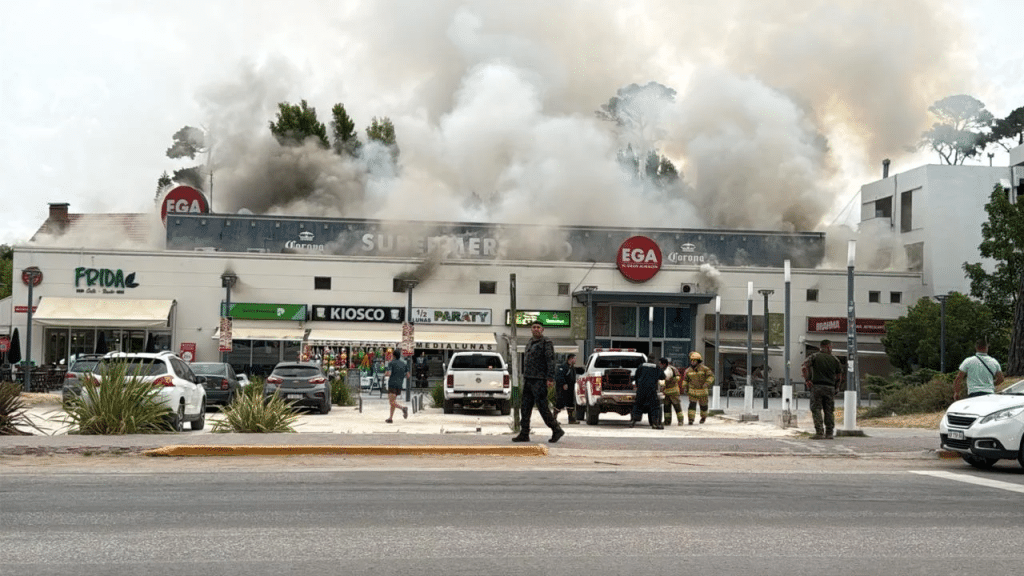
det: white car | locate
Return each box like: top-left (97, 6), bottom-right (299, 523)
top-left (939, 380), bottom-right (1024, 469)
top-left (96, 351), bottom-right (208, 432)
top-left (237, 373), bottom-right (251, 387)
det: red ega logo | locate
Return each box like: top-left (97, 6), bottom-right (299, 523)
top-left (160, 186), bottom-right (209, 224)
top-left (616, 236), bottom-right (662, 282)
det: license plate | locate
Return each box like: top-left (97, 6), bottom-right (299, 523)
top-left (286, 394), bottom-right (303, 400)
top-left (948, 430), bottom-right (965, 440)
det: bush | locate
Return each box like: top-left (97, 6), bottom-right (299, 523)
top-left (212, 378), bottom-right (299, 433)
top-left (63, 362), bottom-right (173, 435)
top-left (0, 382), bottom-right (39, 435)
top-left (862, 370), bottom-right (955, 418)
top-left (331, 373), bottom-right (355, 406)
top-left (430, 381), bottom-right (445, 408)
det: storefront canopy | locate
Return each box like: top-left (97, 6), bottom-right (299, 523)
top-left (704, 339), bottom-right (784, 356)
top-left (33, 297), bottom-right (174, 328)
top-left (213, 325), bottom-right (307, 341)
top-left (415, 330), bottom-right (496, 351)
top-left (306, 329), bottom-right (399, 347)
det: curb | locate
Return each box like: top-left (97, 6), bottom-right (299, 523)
top-left (143, 444), bottom-right (549, 457)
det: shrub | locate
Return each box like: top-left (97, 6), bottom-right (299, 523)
top-left (212, 378), bottom-right (298, 433)
top-left (0, 382), bottom-right (39, 435)
top-left (430, 381), bottom-right (444, 408)
top-left (862, 370), bottom-right (955, 418)
top-left (63, 362), bottom-right (173, 435)
top-left (331, 373), bottom-right (355, 406)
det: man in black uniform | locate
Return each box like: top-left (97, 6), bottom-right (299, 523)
top-left (630, 359), bottom-right (664, 429)
top-left (512, 321), bottom-right (564, 443)
top-left (552, 353), bottom-right (578, 424)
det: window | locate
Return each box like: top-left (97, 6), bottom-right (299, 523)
top-left (314, 276), bottom-right (331, 290)
top-left (900, 189), bottom-right (914, 232)
top-left (890, 292), bottom-right (902, 304)
top-left (557, 283), bottom-right (570, 296)
top-left (869, 291), bottom-right (880, 303)
top-left (479, 281), bottom-right (496, 294)
top-left (905, 242), bottom-right (923, 272)
top-left (874, 197), bottom-right (892, 218)
top-left (806, 289), bottom-right (819, 302)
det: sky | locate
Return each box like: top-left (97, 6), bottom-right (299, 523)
top-left (1, 0), bottom-right (1022, 250)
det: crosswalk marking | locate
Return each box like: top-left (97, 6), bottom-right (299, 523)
top-left (912, 470), bottom-right (1024, 494)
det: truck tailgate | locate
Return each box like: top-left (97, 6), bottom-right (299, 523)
top-left (451, 370), bottom-right (506, 391)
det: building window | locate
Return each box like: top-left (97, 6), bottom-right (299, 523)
top-left (890, 292), bottom-right (902, 304)
top-left (806, 289), bottom-right (818, 302)
top-left (874, 197), bottom-right (892, 219)
top-left (900, 189), bottom-right (914, 232)
top-left (557, 283), bottom-right (570, 296)
top-left (905, 242), bottom-right (923, 272)
top-left (314, 276), bottom-right (331, 290)
top-left (479, 281), bottom-right (496, 294)
top-left (392, 278), bottom-right (405, 293)
top-left (869, 291), bottom-right (880, 303)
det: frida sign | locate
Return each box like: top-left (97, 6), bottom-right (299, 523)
top-left (616, 235), bottom-right (662, 282)
top-left (75, 267), bottom-right (140, 290)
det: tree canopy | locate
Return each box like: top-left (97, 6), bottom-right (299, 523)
top-left (269, 100), bottom-right (330, 148)
top-left (331, 103), bottom-right (362, 157)
top-left (0, 245), bottom-right (12, 300)
top-left (963, 183), bottom-right (1024, 374)
top-left (919, 95), bottom-right (994, 165)
top-left (161, 125), bottom-right (210, 195)
top-left (881, 293), bottom-right (1007, 373)
top-left (597, 82), bottom-right (680, 186)
top-left (987, 106), bottom-right (1024, 152)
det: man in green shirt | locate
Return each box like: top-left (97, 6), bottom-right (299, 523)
top-left (953, 339), bottom-right (1005, 400)
top-left (801, 339), bottom-right (843, 440)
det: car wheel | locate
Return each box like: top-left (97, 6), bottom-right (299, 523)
top-left (191, 402), bottom-right (205, 431)
top-left (443, 400), bottom-right (455, 414)
top-left (168, 403), bottom-right (185, 432)
top-left (499, 400), bottom-right (512, 416)
top-left (961, 454), bottom-right (997, 469)
top-left (1018, 439), bottom-right (1024, 470)
top-left (319, 398), bottom-right (331, 414)
top-left (574, 405), bottom-right (585, 422)
top-left (585, 404), bottom-right (600, 425)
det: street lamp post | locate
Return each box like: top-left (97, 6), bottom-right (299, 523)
top-left (22, 268), bottom-right (42, 392)
top-left (758, 289), bottom-right (774, 409)
top-left (935, 294), bottom-right (950, 372)
top-left (744, 282), bottom-right (754, 415)
top-left (405, 280), bottom-right (418, 402)
top-left (783, 260), bottom-right (793, 412)
top-left (220, 273), bottom-right (237, 363)
top-left (711, 295), bottom-right (721, 412)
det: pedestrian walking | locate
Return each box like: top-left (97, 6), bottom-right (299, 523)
top-left (801, 339), bottom-right (843, 439)
top-left (552, 353), bottom-right (578, 424)
top-left (383, 355), bottom-right (409, 423)
top-left (512, 321), bottom-right (564, 443)
top-left (953, 338), bottom-right (1005, 400)
top-left (682, 351), bottom-right (714, 424)
top-left (659, 358), bottom-right (684, 425)
top-left (630, 359), bottom-right (664, 429)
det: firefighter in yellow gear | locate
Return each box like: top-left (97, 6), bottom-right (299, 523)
top-left (682, 351), bottom-right (715, 424)
top-left (659, 357), bottom-right (684, 425)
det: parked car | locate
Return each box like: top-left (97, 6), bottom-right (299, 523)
top-left (939, 379), bottom-right (1024, 469)
top-left (443, 351), bottom-right (511, 414)
top-left (60, 354), bottom-right (104, 404)
top-left (264, 361), bottom-right (332, 414)
top-left (190, 362), bottom-right (243, 406)
top-left (237, 373), bottom-right (251, 387)
top-left (94, 351), bottom-right (208, 432)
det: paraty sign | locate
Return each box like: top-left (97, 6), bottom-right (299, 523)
top-left (161, 185), bottom-right (209, 224)
top-left (412, 307), bottom-right (491, 324)
top-left (616, 235), bottom-right (662, 282)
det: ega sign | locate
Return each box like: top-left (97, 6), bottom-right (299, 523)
top-left (616, 236), bottom-right (662, 282)
top-left (160, 185), bottom-right (209, 224)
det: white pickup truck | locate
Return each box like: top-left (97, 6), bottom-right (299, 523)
top-left (443, 351), bottom-right (512, 415)
top-left (573, 348), bottom-right (651, 425)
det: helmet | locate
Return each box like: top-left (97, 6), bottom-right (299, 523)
top-left (689, 352), bottom-right (702, 361)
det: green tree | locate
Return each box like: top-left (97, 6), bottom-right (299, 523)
top-left (987, 106), bottom-right (1024, 152)
top-left (269, 100), bottom-right (329, 148)
top-left (919, 95), bottom-right (995, 165)
top-left (164, 125), bottom-right (211, 193)
top-left (963, 183), bottom-right (1024, 374)
top-left (154, 171), bottom-right (172, 201)
top-left (597, 82), bottom-right (680, 186)
top-left (331, 103), bottom-right (362, 157)
top-left (366, 116), bottom-right (399, 162)
top-left (0, 245), bottom-right (12, 300)
top-left (881, 293), bottom-right (1007, 373)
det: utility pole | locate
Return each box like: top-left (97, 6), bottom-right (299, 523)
top-left (758, 289), bottom-right (774, 409)
top-left (510, 274), bottom-right (520, 432)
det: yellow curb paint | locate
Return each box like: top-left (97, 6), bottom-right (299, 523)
top-left (144, 445), bottom-right (549, 457)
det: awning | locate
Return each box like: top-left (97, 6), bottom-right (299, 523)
top-left (33, 297), bottom-right (174, 328)
top-left (416, 331), bottom-right (497, 352)
top-left (213, 326), bottom-right (307, 341)
top-left (516, 337), bottom-right (579, 354)
top-left (306, 329), bottom-right (400, 347)
top-left (704, 339), bottom-right (784, 356)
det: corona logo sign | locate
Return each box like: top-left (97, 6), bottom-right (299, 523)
top-left (160, 185), bottom-right (209, 224)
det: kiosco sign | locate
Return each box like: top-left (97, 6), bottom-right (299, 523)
top-left (161, 185), bottom-right (209, 223)
top-left (616, 236), bottom-right (662, 282)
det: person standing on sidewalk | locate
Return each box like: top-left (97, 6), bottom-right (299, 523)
top-left (513, 321), bottom-right (564, 443)
top-left (630, 359), bottom-right (664, 429)
top-left (552, 353), bottom-right (578, 425)
top-left (383, 355), bottom-right (410, 423)
top-left (953, 338), bottom-right (1004, 400)
top-left (682, 352), bottom-right (714, 424)
top-left (660, 358), bottom-right (684, 426)
top-left (801, 339), bottom-right (843, 439)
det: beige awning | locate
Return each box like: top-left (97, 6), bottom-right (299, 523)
top-left (415, 330), bottom-right (497, 351)
top-left (213, 325), bottom-right (307, 341)
top-left (33, 297), bottom-right (174, 328)
top-left (306, 329), bottom-right (400, 347)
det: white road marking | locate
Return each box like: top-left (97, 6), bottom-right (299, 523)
top-left (912, 470), bottom-right (1024, 494)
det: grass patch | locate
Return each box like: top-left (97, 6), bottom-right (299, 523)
top-left (430, 381), bottom-right (444, 408)
top-left (861, 370), bottom-right (955, 419)
top-left (331, 373), bottom-right (356, 406)
top-left (0, 382), bottom-right (40, 436)
top-left (212, 378), bottom-right (299, 433)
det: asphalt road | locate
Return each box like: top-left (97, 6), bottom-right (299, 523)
top-left (2, 457), bottom-right (1023, 576)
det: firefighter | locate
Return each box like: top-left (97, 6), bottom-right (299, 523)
top-left (682, 351), bottom-right (715, 424)
top-left (659, 357), bottom-right (684, 425)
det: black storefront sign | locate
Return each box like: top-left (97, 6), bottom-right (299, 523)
top-left (311, 304), bottom-right (405, 323)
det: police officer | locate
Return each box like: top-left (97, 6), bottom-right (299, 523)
top-left (552, 353), bottom-right (578, 424)
top-left (512, 321), bottom-right (564, 443)
top-left (630, 359), bottom-right (664, 429)
top-left (682, 351), bottom-right (714, 425)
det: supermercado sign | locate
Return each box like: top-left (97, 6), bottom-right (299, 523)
top-left (312, 305), bottom-right (405, 323)
top-left (412, 307), bottom-right (491, 324)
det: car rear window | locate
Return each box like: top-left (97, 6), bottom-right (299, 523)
top-left (273, 366), bottom-right (322, 378)
top-left (70, 360), bottom-right (100, 373)
top-left (191, 364), bottom-right (227, 376)
top-left (450, 355), bottom-right (504, 369)
top-left (593, 356), bottom-right (646, 369)
top-left (98, 359), bottom-right (168, 376)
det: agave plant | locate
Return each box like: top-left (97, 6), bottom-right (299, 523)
top-left (0, 382), bottom-right (40, 435)
top-left (63, 361), bottom-right (173, 435)
top-left (212, 377), bottom-right (299, 433)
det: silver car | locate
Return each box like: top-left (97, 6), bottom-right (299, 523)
top-left (264, 362), bottom-right (332, 414)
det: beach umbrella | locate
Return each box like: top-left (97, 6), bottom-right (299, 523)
top-left (7, 328), bottom-right (22, 365)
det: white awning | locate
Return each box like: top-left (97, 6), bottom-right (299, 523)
top-left (415, 331), bottom-right (497, 351)
top-left (213, 326), bottom-right (307, 341)
top-left (33, 297), bottom-right (174, 328)
top-left (306, 329), bottom-right (400, 347)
